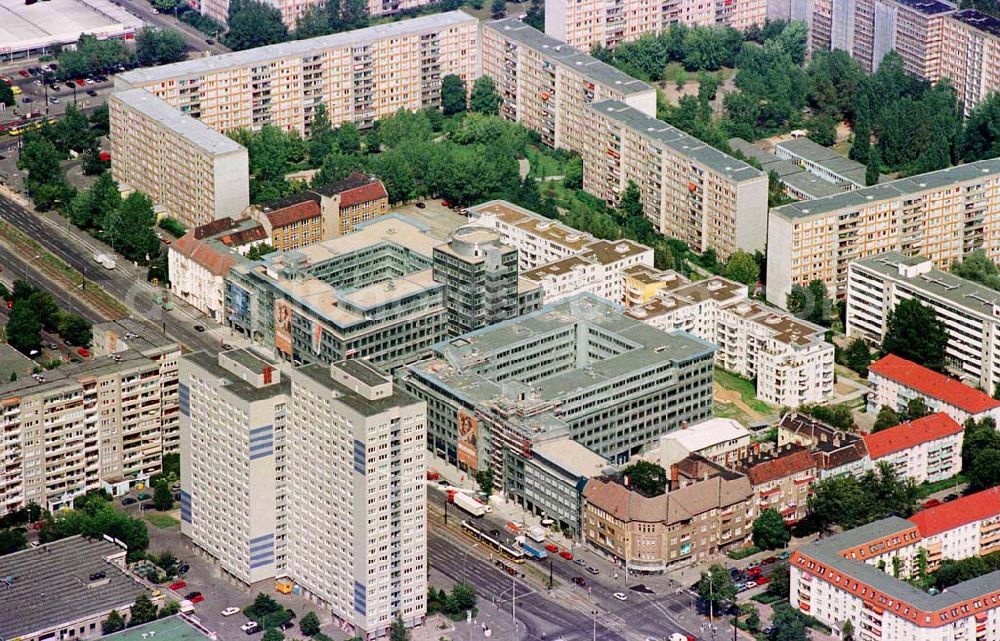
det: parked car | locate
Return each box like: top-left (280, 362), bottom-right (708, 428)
top-left (572, 576), bottom-right (586, 586)
top-left (169, 580), bottom-right (187, 591)
top-left (185, 591), bottom-right (204, 604)
top-left (612, 592), bottom-right (627, 601)
top-left (194, 324), bottom-right (205, 332)
top-left (137, 492), bottom-right (151, 500)
top-left (48, 97), bottom-right (58, 104)
top-left (559, 551), bottom-right (573, 560)
top-left (75, 79), bottom-right (86, 86)
top-left (762, 556), bottom-right (778, 565)
top-left (279, 621), bottom-right (294, 631)
top-left (65, 81), bottom-right (75, 89)
top-left (923, 499), bottom-right (942, 509)
top-left (777, 551), bottom-right (791, 560)
top-left (241, 621), bottom-right (260, 634)
top-left (544, 543), bottom-right (558, 553)
top-left (18, 70), bottom-right (30, 78)
top-left (744, 581), bottom-right (757, 589)
top-left (121, 497), bottom-right (137, 506)
top-left (944, 493), bottom-right (960, 502)
top-left (177, 563), bottom-right (190, 574)
top-left (86, 89), bottom-right (97, 97)
top-left (573, 558), bottom-right (587, 567)
top-left (586, 566), bottom-right (599, 575)
top-left (415, 201), bottom-right (426, 209)
top-left (221, 607), bottom-right (241, 617)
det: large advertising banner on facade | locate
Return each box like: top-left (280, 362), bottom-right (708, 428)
top-left (457, 410), bottom-right (478, 470)
top-left (274, 300), bottom-right (293, 356)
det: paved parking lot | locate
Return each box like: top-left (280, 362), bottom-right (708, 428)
top-left (392, 200), bottom-right (469, 241)
top-left (116, 494), bottom-right (350, 641)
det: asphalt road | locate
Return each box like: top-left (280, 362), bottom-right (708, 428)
top-left (118, 0), bottom-right (230, 56)
top-left (428, 490), bottom-right (705, 641)
top-left (0, 193), bottom-right (221, 353)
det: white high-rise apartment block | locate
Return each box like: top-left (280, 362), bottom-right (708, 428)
top-left (180, 354), bottom-right (427, 638)
top-left (286, 359), bottom-right (427, 636)
top-left (848, 251), bottom-right (1000, 395)
top-left (624, 269), bottom-right (835, 407)
top-left (179, 349), bottom-right (290, 584)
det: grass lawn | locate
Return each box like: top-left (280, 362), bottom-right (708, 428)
top-left (715, 368), bottom-right (774, 414)
top-left (146, 512), bottom-right (180, 529)
top-left (916, 473), bottom-right (968, 499)
top-left (525, 146), bottom-right (569, 179)
top-left (713, 400), bottom-right (756, 425)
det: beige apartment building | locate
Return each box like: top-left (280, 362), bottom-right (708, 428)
top-left (544, 0), bottom-right (767, 51)
top-left (940, 9), bottom-right (1000, 114)
top-left (115, 11), bottom-right (480, 135)
top-left (0, 352), bottom-right (173, 517)
top-left (481, 18), bottom-right (656, 153)
top-left (582, 458), bottom-right (754, 571)
top-left (811, 0), bottom-right (955, 77)
top-left (109, 89), bottom-right (250, 230)
top-left (583, 101), bottom-right (767, 258)
top-left (765, 157), bottom-right (1000, 308)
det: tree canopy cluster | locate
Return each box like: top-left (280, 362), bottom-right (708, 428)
top-left (808, 463), bottom-right (919, 531)
top-left (58, 29), bottom-right (187, 80)
top-left (41, 494), bottom-right (148, 561)
top-left (619, 460), bottom-right (669, 496)
top-left (932, 549), bottom-right (1000, 589)
top-left (3, 280), bottom-right (92, 355)
top-left (882, 298), bottom-right (949, 371)
top-left (963, 416), bottom-right (1000, 491)
top-left (427, 583), bottom-right (477, 619)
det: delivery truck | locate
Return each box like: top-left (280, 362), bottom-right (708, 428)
top-left (452, 492), bottom-right (491, 517)
top-left (521, 541), bottom-right (548, 560)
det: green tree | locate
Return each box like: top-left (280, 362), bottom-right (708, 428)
top-left (882, 298), bottom-right (949, 371)
top-left (841, 338), bottom-right (872, 376)
top-left (388, 615), bottom-right (410, 641)
top-left (336, 123), bottom-right (361, 155)
top-left (314, 152), bottom-right (362, 187)
top-left (441, 74), bottom-right (467, 116)
top-left (850, 121), bottom-right (871, 165)
top-left (952, 250), bottom-right (1000, 290)
top-left (246, 243), bottom-right (277, 261)
top-left (226, 0), bottom-right (288, 51)
top-left (445, 583), bottom-right (477, 614)
top-left (787, 279), bottom-right (833, 326)
top-left (300, 611), bottom-right (321, 636)
top-left (153, 479), bottom-right (173, 511)
top-left (57, 35), bottom-right (131, 79)
top-left (105, 192), bottom-right (160, 264)
top-left (620, 460), bottom-right (668, 496)
top-left (753, 508), bottom-right (791, 550)
top-left (294, 5), bottom-right (332, 39)
top-left (308, 103), bottom-right (335, 166)
top-left (968, 447), bottom-right (1000, 490)
top-left (767, 564), bottom-right (790, 599)
top-left (470, 76), bottom-right (500, 116)
top-left (807, 115), bottom-right (837, 147)
top-left (842, 620), bottom-right (855, 641)
top-left (563, 155), bottom-right (584, 189)
top-left (6, 303), bottom-right (41, 355)
top-left (961, 92), bottom-right (1000, 161)
top-left (70, 172), bottom-right (121, 230)
top-left (128, 593), bottom-right (158, 627)
top-left (159, 600), bottom-right (180, 618)
top-left (490, 0), bottom-right (506, 17)
top-left (136, 27), bottom-right (188, 66)
top-left (103, 611), bottom-right (127, 634)
top-left (18, 134), bottom-right (64, 195)
top-left (0, 528), bottom-right (27, 554)
top-left (901, 397), bottom-right (930, 422)
top-left (524, 0), bottom-right (544, 30)
top-left (697, 564), bottom-right (736, 609)
top-left (27, 291), bottom-right (59, 333)
top-left (262, 630), bottom-right (285, 641)
top-left (475, 469), bottom-right (494, 496)
top-left (0, 82), bottom-right (14, 107)
top-left (41, 495), bottom-right (149, 560)
top-left (57, 313), bottom-right (93, 347)
top-left (872, 406), bottom-right (900, 433)
top-left (767, 608), bottom-right (808, 641)
top-left (723, 249), bottom-right (759, 286)
top-left (866, 147), bottom-right (881, 186)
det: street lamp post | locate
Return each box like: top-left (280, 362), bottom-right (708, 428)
top-left (591, 609), bottom-right (598, 641)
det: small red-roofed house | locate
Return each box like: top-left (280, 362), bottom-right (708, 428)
top-left (908, 487), bottom-right (1000, 569)
top-left (741, 445), bottom-right (817, 524)
top-left (862, 412), bottom-right (964, 484)
top-left (867, 354), bottom-right (1000, 425)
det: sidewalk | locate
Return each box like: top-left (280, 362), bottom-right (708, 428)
top-left (424, 564), bottom-right (522, 641)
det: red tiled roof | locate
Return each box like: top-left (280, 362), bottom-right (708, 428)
top-left (219, 225), bottom-right (267, 247)
top-left (171, 233), bottom-right (236, 277)
top-left (266, 200), bottom-right (321, 229)
top-left (862, 412), bottom-right (962, 460)
top-left (746, 447), bottom-right (816, 486)
top-left (868, 354), bottom-right (1000, 414)
top-left (908, 487), bottom-right (1000, 537)
top-left (339, 180), bottom-right (388, 208)
top-left (193, 217), bottom-right (237, 239)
